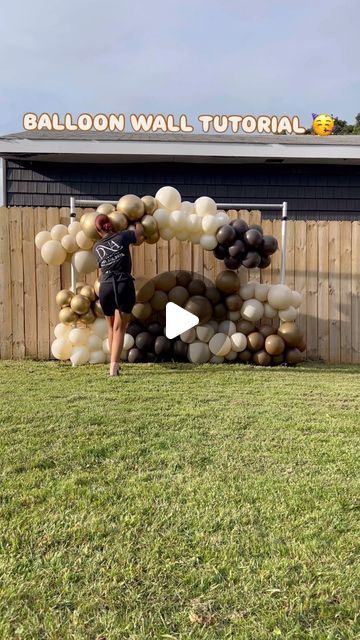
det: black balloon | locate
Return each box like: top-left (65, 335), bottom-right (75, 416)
top-left (228, 239), bottom-right (245, 258)
top-left (262, 235), bottom-right (279, 256)
top-left (242, 252), bottom-right (261, 268)
top-left (244, 228), bottom-right (263, 248)
top-left (224, 256), bottom-right (240, 270)
top-left (216, 225), bottom-right (237, 247)
top-left (248, 224), bottom-right (263, 234)
top-left (126, 322), bottom-right (143, 338)
top-left (128, 347), bottom-right (144, 363)
top-left (205, 286), bottom-right (221, 304)
top-left (154, 335), bottom-right (171, 356)
top-left (188, 279), bottom-right (206, 296)
top-left (259, 255), bottom-right (271, 269)
top-left (135, 331), bottom-right (154, 351)
top-left (231, 219), bottom-right (249, 237)
top-left (148, 322), bottom-right (163, 336)
top-left (173, 340), bottom-right (188, 360)
top-left (146, 352), bottom-right (156, 362)
top-left (213, 245), bottom-right (228, 260)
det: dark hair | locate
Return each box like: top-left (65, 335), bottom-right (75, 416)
top-left (95, 214), bottom-right (115, 235)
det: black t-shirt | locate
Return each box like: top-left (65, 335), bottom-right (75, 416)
top-left (93, 230), bottom-right (137, 282)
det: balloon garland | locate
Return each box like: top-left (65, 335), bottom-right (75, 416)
top-left (34, 186), bottom-right (306, 366)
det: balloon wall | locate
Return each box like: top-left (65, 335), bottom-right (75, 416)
top-left (34, 186), bottom-right (306, 366)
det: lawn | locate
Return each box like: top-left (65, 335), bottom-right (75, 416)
top-left (0, 361), bottom-right (359, 640)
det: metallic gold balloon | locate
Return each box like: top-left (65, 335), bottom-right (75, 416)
top-left (278, 322), bottom-right (303, 348)
top-left (108, 211), bottom-right (128, 232)
top-left (117, 194), bottom-right (144, 221)
top-left (59, 306), bottom-right (78, 324)
top-left (81, 212), bottom-right (101, 240)
top-left (56, 289), bottom-right (74, 308)
top-left (80, 309), bottom-right (96, 324)
top-left (70, 294), bottom-right (91, 315)
top-left (146, 230), bottom-right (160, 244)
top-left (79, 285), bottom-right (96, 302)
top-left (96, 203), bottom-right (115, 215)
top-left (141, 195), bottom-right (158, 215)
top-left (141, 215), bottom-right (158, 237)
top-left (94, 278), bottom-right (100, 297)
top-left (76, 282), bottom-right (87, 293)
top-left (93, 299), bottom-right (105, 318)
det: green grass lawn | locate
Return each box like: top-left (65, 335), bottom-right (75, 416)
top-left (0, 361), bottom-right (359, 640)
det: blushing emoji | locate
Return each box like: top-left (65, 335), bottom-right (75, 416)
top-left (312, 113), bottom-right (335, 136)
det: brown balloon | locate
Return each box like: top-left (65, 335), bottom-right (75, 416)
top-left (247, 332), bottom-right (265, 352)
top-left (150, 291), bottom-right (168, 311)
top-left (93, 299), bottom-right (105, 318)
top-left (56, 289), bottom-right (74, 307)
top-left (188, 279), bottom-right (206, 296)
top-left (141, 195), bottom-right (158, 215)
top-left (215, 270), bottom-right (240, 294)
top-left (70, 294), bottom-right (91, 315)
top-left (108, 211), bottom-right (128, 232)
top-left (79, 285), bottom-right (96, 302)
top-left (225, 294), bottom-right (242, 311)
top-left (272, 353), bottom-right (285, 366)
top-left (297, 336), bottom-right (306, 352)
top-left (205, 286), bottom-right (221, 305)
top-left (253, 350), bottom-right (272, 366)
top-left (265, 334), bottom-right (285, 356)
top-left (132, 302), bottom-right (152, 321)
top-left (285, 348), bottom-right (303, 365)
top-left (59, 306), bottom-right (78, 324)
top-left (237, 320), bottom-right (255, 335)
top-left (155, 272), bottom-right (177, 292)
top-left (96, 203), bottom-right (115, 215)
top-left (238, 348), bottom-right (252, 362)
top-left (278, 322), bottom-right (303, 347)
top-left (168, 285), bottom-right (189, 306)
top-left (185, 295), bottom-right (212, 324)
top-left (135, 278), bottom-right (156, 303)
top-left (176, 270), bottom-right (192, 288)
top-left (258, 325), bottom-right (275, 339)
top-left (117, 194), bottom-right (144, 221)
top-left (214, 302), bottom-right (227, 319)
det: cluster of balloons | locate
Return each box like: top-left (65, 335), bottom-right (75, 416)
top-left (55, 280), bottom-right (103, 326)
top-left (34, 186), bottom-right (279, 274)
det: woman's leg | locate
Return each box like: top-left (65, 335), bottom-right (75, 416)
top-left (105, 315), bottom-right (115, 354)
top-left (110, 310), bottom-right (130, 375)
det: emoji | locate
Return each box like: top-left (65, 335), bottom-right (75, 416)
top-left (312, 113), bottom-right (335, 136)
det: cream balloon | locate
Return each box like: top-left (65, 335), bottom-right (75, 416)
top-left (103, 338), bottom-right (110, 355)
top-left (50, 224), bottom-right (68, 241)
top-left (88, 334), bottom-right (103, 351)
top-left (123, 333), bottom-right (135, 350)
top-left (210, 355), bottom-right (224, 364)
top-left (70, 346), bottom-right (90, 366)
top-left (92, 318), bottom-right (108, 339)
top-left (291, 290), bottom-right (303, 309)
top-left (176, 229), bottom-right (190, 241)
top-left (254, 284), bottom-right (269, 302)
top-left (187, 341), bottom-right (211, 364)
top-left (76, 230), bottom-right (93, 250)
top-left (41, 240), bottom-right (67, 266)
top-left (61, 234), bottom-right (78, 253)
top-left (209, 333), bottom-right (232, 357)
top-left (89, 350), bottom-right (106, 364)
top-left (240, 282), bottom-right (256, 300)
top-left (51, 337), bottom-right (72, 360)
top-left (180, 327), bottom-right (197, 343)
top-left (195, 196), bottom-right (217, 217)
top-left (186, 214), bottom-right (202, 234)
top-left (264, 303), bottom-right (277, 319)
top-left (241, 299), bottom-right (264, 322)
top-left (155, 186), bottom-right (181, 212)
top-left (202, 215), bottom-right (223, 235)
top-left (196, 324), bottom-right (215, 343)
top-left (279, 306), bottom-right (298, 322)
top-left (189, 232), bottom-right (201, 245)
top-left (72, 250), bottom-right (97, 274)
top-left (230, 332), bottom-right (247, 352)
top-left (35, 230), bottom-right (51, 249)
top-left (268, 284), bottom-right (293, 310)
top-left (180, 201), bottom-right (195, 215)
top-left (54, 322), bottom-right (71, 339)
top-left (169, 210), bottom-right (187, 231)
top-left (153, 209), bottom-right (169, 229)
top-left (225, 350), bottom-right (238, 361)
top-left (68, 221), bottom-right (82, 236)
top-left (216, 211), bottom-right (230, 226)
top-left (200, 234), bottom-right (217, 251)
top-left (69, 327), bottom-right (89, 346)
top-left (218, 320), bottom-right (237, 336)
top-left (159, 227), bottom-right (175, 241)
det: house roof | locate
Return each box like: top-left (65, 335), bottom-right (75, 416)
top-left (1, 131), bottom-right (360, 164)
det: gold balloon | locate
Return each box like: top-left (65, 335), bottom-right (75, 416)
top-left (117, 194), bottom-right (144, 221)
top-left (141, 215), bottom-right (158, 238)
top-left (108, 211), bottom-right (128, 232)
top-left (80, 309), bottom-right (96, 324)
top-left (93, 299), bottom-right (105, 318)
top-left (56, 289), bottom-right (74, 307)
top-left (96, 203), bottom-right (115, 215)
top-left (81, 212), bottom-right (101, 240)
top-left (141, 195), bottom-right (158, 215)
top-left (146, 230), bottom-right (160, 244)
top-left (94, 278), bottom-right (101, 297)
top-left (80, 285), bottom-right (96, 302)
top-left (278, 322), bottom-right (303, 348)
top-left (59, 306), bottom-right (78, 324)
top-left (70, 294), bottom-right (91, 315)
top-left (76, 282), bottom-right (86, 293)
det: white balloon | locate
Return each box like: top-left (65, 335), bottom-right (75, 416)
top-left (268, 284), bottom-right (293, 310)
top-left (225, 350), bottom-right (238, 361)
top-left (217, 211), bottom-right (230, 226)
top-left (291, 290), bottom-right (303, 309)
top-left (200, 234), bottom-right (217, 251)
top-left (153, 208), bottom-right (170, 229)
top-left (180, 327), bottom-right (196, 343)
top-left (187, 341), bottom-right (211, 364)
top-left (89, 350), bottom-right (106, 364)
top-left (70, 346), bottom-right (90, 366)
top-left (76, 230), bottom-right (93, 250)
top-left (41, 240), bottom-right (67, 266)
top-left (159, 227), bottom-right (175, 241)
top-left (186, 214), bottom-right (202, 234)
top-left (92, 318), bottom-right (108, 339)
top-left (209, 333), bottom-right (232, 356)
top-left (54, 322), bottom-right (71, 339)
top-left (68, 221), bottom-right (82, 236)
top-left (264, 302), bottom-right (277, 319)
top-left (254, 284), bottom-right (269, 302)
top-left (123, 333), bottom-right (135, 350)
top-left (218, 320), bottom-right (237, 336)
top-left (155, 186), bottom-right (181, 212)
top-left (180, 201), bottom-right (195, 215)
top-left (50, 224), bottom-right (68, 241)
top-left (169, 210), bottom-right (187, 231)
top-left (176, 229), bottom-right (190, 241)
top-left (195, 196), bottom-right (217, 217)
top-left (69, 327), bottom-right (89, 346)
top-left (210, 355), bottom-right (224, 364)
top-left (51, 337), bottom-right (72, 360)
top-left (61, 234), bottom-right (78, 253)
top-left (196, 324), bottom-right (215, 343)
top-left (35, 230), bottom-right (51, 249)
top-left (241, 299), bottom-right (264, 322)
top-left (72, 250), bottom-right (97, 274)
top-left (230, 332), bottom-right (247, 352)
top-left (240, 282), bottom-right (256, 300)
top-left (102, 338), bottom-right (110, 354)
top-left (88, 334), bottom-right (103, 351)
top-left (202, 215), bottom-right (223, 235)
top-left (279, 306), bottom-right (298, 322)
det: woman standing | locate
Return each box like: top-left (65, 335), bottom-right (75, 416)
top-left (93, 214), bottom-right (144, 376)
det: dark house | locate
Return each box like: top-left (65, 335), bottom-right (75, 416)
top-left (1, 131), bottom-right (360, 219)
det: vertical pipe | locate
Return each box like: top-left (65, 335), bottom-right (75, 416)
top-left (280, 201), bottom-right (288, 284)
top-left (69, 197), bottom-right (77, 292)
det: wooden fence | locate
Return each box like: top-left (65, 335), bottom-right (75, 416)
top-left (0, 206), bottom-right (359, 364)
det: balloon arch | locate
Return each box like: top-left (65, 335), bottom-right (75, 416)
top-left (34, 187), bottom-right (305, 366)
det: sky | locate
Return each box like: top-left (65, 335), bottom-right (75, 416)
top-left (0, 0), bottom-right (359, 136)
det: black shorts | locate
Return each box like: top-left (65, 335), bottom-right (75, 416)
top-left (99, 277), bottom-right (136, 316)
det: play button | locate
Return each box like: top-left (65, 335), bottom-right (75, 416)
top-left (165, 302), bottom-right (199, 339)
